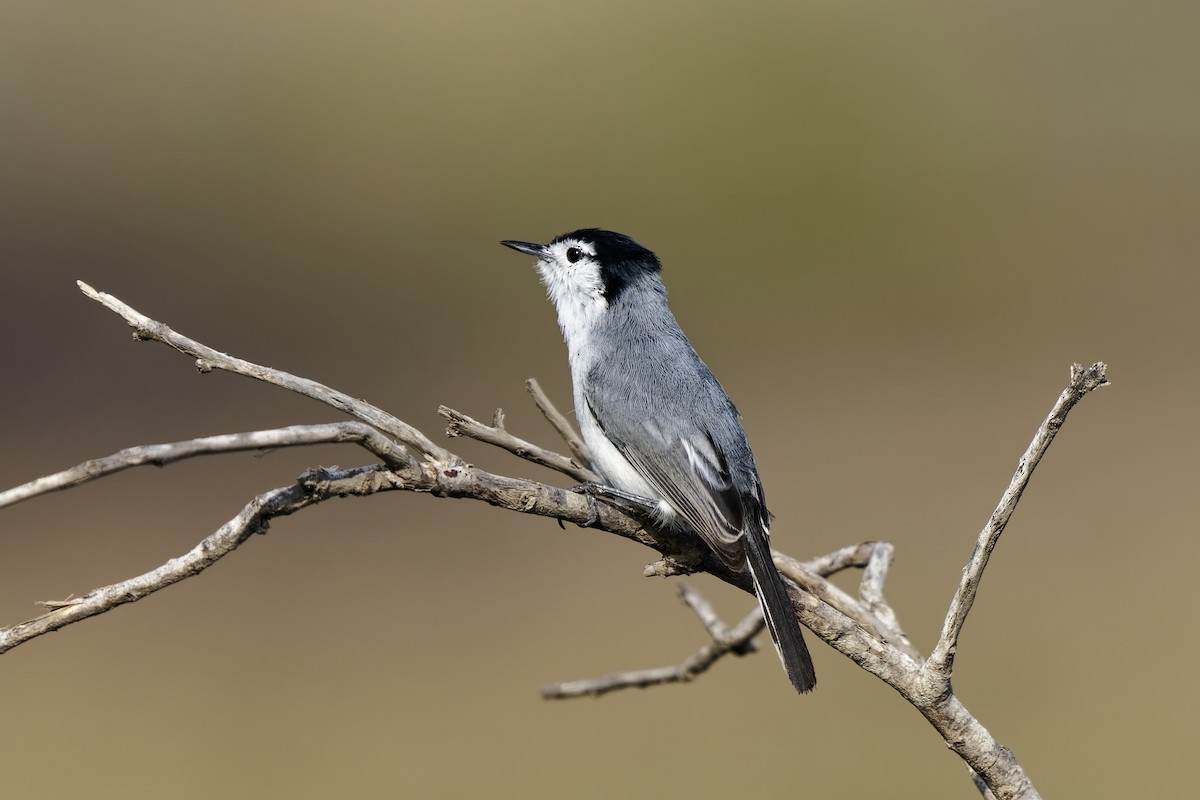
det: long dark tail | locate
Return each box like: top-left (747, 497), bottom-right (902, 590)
top-left (744, 521), bottom-right (816, 693)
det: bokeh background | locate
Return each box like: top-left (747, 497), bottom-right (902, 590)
top-left (2, 2), bottom-right (1196, 797)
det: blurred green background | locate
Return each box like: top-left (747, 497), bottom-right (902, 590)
top-left (1, 2), bottom-right (1196, 797)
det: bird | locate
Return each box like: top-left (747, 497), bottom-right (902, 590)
top-left (501, 228), bottom-right (815, 693)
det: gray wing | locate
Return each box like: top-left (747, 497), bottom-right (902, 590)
top-left (584, 382), bottom-right (756, 570)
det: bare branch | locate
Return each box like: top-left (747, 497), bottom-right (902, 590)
top-left (678, 582), bottom-right (756, 650)
top-left (0, 465), bottom-right (390, 655)
top-left (542, 587), bottom-right (767, 699)
top-left (972, 769), bottom-right (1000, 800)
top-left (926, 362), bottom-right (1109, 689)
top-left (531, 356), bottom-right (1108, 800)
top-left (438, 405), bottom-right (597, 483)
top-left (801, 540), bottom-right (884, 575)
top-left (546, 543), bottom-right (918, 698)
top-left (0, 423), bottom-right (411, 510)
top-left (859, 542), bottom-right (900, 630)
top-left (776, 553), bottom-right (920, 662)
top-left (76, 281), bottom-right (454, 464)
top-left (0, 455), bottom-right (664, 656)
top-left (525, 378), bottom-right (592, 468)
top-left (3, 286), bottom-right (1107, 800)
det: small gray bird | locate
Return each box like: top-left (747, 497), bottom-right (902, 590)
top-left (502, 228), bottom-right (816, 693)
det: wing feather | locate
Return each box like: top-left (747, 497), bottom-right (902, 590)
top-left (585, 393), bottom-right (747, 569)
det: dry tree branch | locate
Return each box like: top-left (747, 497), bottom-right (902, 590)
top-left (677, 581), bottom-right (755, 646)
top-left (0, 422), bottom-right (411, 510)
top-left (444, 361), bottom-right (1109, 800)
top-left (439, 405), bottom-right (597, 483)
top-left (543, 583), bottom-right (767, 698)
top-left (0, 454), bottom-right (647, 656)
top-left (775, 551), bottom-right (918, 661)
top-left (76, 281), bottom-right (454, 465)
top-left (925, 362), bottom-right (1109, 690)
top-left (542, 543), bottom-right (906, 698)
top-left (0, 284), bottom-right (1110, 800)
top-left (0, 465), bottom-right (386, 654)
top-left (525, 378), bottom-right (592, 468)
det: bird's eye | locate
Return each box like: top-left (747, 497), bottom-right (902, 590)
top-left (565, 247), bottom-right (583, 264)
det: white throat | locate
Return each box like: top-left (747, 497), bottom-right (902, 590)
top-left (535, 257), bottom-right (608, 376)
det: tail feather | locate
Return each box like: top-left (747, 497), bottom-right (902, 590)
top-left (744, 522), bottom-right (816, 694)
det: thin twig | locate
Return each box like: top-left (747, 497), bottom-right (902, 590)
top-left (76, 281), bottom-right (454, 465)
top-left (859, 542), bottom-right (906, 642)
top-left (547, 543), bottom-right (919, 699)
top-left (777, 554), bottom-right (920, 662)
top-left (677, 583), bottom-right (758, 656)
top-left (0, 423), bottom-right (411, 510)
top-left (971, 769), bottom-right (1000, 800)
top-left (925, 362), bottom-right (1109, 688)
top-left (678, 582), bottom-right (740, 642)
top-left (525, 378), bottom-right (592, 468)
top-left (439, 405), bottom-right (597, 483)
top-left (542, 593), bottom-right (767, 699)
top-left (781, 540), bottom-right (906, 640)
top-left (0, 465), bottom-right (389, 655)
top-left (802, 541), bottom-right (883, 575)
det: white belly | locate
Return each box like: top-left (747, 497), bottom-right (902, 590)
top-left (573, 383), bottom-right (676, 521)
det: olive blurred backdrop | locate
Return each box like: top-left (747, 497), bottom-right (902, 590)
top-left (1, 2), bottom-right (1196, 798)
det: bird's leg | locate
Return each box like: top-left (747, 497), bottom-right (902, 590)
top-left (572, 481), bottom-right (661, 519)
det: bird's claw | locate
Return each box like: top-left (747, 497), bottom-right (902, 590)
top-left (571, 481), bottom-right (660, 518)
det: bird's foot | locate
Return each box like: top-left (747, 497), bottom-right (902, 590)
top-left (572, 481), bottom-right (661, 519)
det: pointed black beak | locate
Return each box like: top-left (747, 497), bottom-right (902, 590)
top-left (500, 239), bottom-right (547, 258)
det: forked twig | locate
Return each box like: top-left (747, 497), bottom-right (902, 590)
top-left (525, 378), bottom-right (592, 469)
top-left (542, 583), bottom-right (765, 698)
top-left (439, 406), bottom-right (596, 483)
top-left (544, 541), bottom-right (911, 696)
top-left (925, 362), bottom-right (1109, 688)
